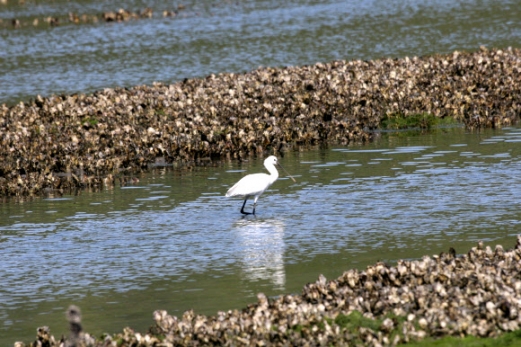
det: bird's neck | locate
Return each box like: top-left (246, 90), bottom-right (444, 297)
top-left (267, 165), bottom-right (279, 183)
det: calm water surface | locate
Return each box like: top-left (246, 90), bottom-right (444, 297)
top-left (1, 0), bottom-right (521, 104)
top-left (1, 125), bottom-right (521, 343)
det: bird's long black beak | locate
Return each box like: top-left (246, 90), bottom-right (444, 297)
top-left (277, 162), bottom-right (296, 182)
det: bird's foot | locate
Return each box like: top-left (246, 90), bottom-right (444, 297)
top-left (240, 207), bottom-right (253, 215)
top-left (240, 202), bottom-right (256, 215)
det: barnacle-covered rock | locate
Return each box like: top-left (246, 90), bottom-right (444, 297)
top-left (1, 47), bottom-right (520, 197)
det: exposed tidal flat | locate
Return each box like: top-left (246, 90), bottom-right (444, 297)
top-left (1, 46), bottom-right (521, 197)
top-left (14, 237), bottom-right (521, 346)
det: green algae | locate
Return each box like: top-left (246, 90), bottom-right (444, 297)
top-left (405, 329), bottom-right (521, 347)
top-left (382, 113), bottom-right (459, 131)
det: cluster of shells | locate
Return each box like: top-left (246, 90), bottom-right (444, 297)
top-left (1, 46), bottom-right (521, 197)
top-left (16, 236), bottom-right (521, 346)
top-left (2, 4), bottom-right (186, 28)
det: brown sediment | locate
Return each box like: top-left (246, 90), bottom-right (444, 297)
top-left (3, 4), bottom-right (186, 29)
top-left (14, 237), bottom-right (521, 346)
top-left (1, 46), bottom-right (520, 197)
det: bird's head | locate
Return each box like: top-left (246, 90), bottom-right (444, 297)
top-left (264, 156), bottom-right (278, 167)
top-left (265, 156), bottom-right (296, 182)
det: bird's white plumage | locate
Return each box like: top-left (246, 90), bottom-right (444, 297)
top-left (226, 156), bottom-right (279, 198)
top-left (225, 156), bottom-right (281, 214)
top-left (226, 173), bottom-right (276, 197)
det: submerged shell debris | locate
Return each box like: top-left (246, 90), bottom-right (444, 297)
top-left (1, 47), bottom-right (521, 197)
top-left (14, 237), bottom-right (521, 346)
top-left (3, 4), bottom-right (188, 28)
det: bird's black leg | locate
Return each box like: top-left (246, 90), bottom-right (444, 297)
top-left (252, 203), bottom-right (256, 215)
top-left (240, 197), bottom-right (252, 215)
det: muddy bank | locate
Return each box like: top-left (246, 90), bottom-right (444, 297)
top-left (1, 47), bottom-right (520, 197)
top-left (14, 236), bottom-right (521, 346)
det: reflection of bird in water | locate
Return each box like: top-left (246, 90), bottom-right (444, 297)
top-left (234, 218), bottom-right (286, 290)
top-left (226, 156), bottom-right (295, 215)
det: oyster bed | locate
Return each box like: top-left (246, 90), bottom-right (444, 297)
top-left (15, 237), bottom-right (521, 346)
top-left (2, 46), bottom-right (521, 197)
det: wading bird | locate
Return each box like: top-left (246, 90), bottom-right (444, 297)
top-left (226, 156), bottom-right (296, 215)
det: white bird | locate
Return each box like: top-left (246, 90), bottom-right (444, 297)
top-left (226, 156), bottom-right (296, 215)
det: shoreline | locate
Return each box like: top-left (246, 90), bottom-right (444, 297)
top-left (1, 46), bottom-right (521, 197)
top-left (15, 237), bottom-right (521, 346)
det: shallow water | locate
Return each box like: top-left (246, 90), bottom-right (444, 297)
top-left (1, 0), bottom-right (521, 104)
top-left (1, 125), bottom-right (521, 344)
